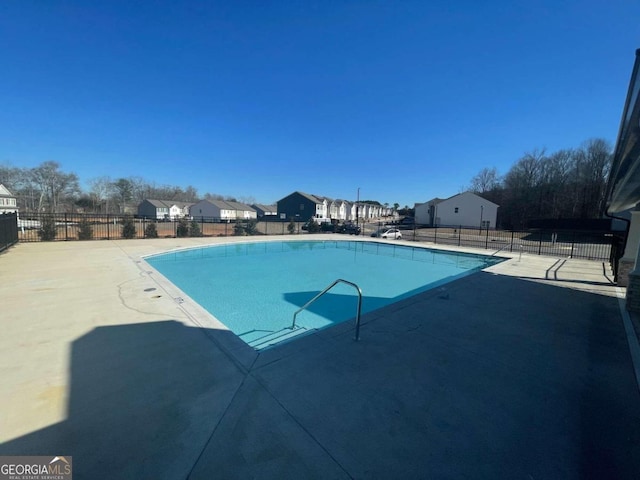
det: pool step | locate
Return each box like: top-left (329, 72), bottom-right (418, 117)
top-left (246, 326), bottom-right (310, 350)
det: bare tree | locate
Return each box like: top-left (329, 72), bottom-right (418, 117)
top-left (0, 165), bottom-right (21, 189)
top-left (538, 149), bottom-right (574, 218)
top-left (204, 192), bottom-right (225, 201)
top-left (30, 161), bottom-right (80, 212)
top-left (183, 185), bottom-right (199, 202)
top-left (585, 138), bottom-right (612, 214)
top-left (88, 176), bottom-right (114, 213)
top-left (470, 167), bottom-right (500, 194)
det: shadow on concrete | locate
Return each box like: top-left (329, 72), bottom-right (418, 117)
top-left (1, 273), bottom-right (639, 479)
top-left (517, 276), bottom-right (617, 288)
top-left (253, 273), bottom-right (640, 479)
top-left (0, 320), bottom-right (246, 479)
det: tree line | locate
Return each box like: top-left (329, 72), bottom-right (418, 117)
top-left (0, 161), bottom-right (256, 214)
top-left (467, 138), bottom-right (612, 229)
top-left (2, 137), bottom-right (613, 226)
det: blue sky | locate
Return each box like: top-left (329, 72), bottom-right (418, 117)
top-left (1, 1), bottom-right (639, 207)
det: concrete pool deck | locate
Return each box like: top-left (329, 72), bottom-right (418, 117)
top-left (1, 235), bottom-right (639, 479)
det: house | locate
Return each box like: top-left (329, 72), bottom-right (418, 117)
top-left (327, 199), bottom-right (350, 221)
top-left (252, 204), bottom-right (278, 218)
top-left (360, 203), bottom-right (371, 220)
top-left (137, 200), bottom-right (194, 220)
top-left (336, 200), bottom-right (350, 221)
top-left (224, 201), bottom-right (257, 220)
top-left (366, 204), bottom-right (381, 219)
top-left (349, 202), bottom-right (372, 222)
top-left (0, 184), bottom-right (18, 215)
top-left (348, 203), bottom-right (359, 221)
top-left (190, 199), bottom-right (256, 221)
top-left (276, 191), bottom-right (330, 222)
top-left (414, 192), bottom-right (499, 228)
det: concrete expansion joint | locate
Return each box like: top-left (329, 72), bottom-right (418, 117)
top-left (247, 370), bottom-right (354, 479)
top-left (186, 374), bottom-right (251, 480)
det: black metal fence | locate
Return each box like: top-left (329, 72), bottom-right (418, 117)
top-left (0, 213), bottom-right (18, 252)
top-left (364, 221), bottom-right (624, 262)
top-left (6, 213), bottom-right (625, 264)
top-left (13, 213), bottom-right (307, 242)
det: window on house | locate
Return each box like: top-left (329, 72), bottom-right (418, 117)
top-left (300, 204), bottom-right (304, 210)
top-left (454, 207), bottom-right (459, 213)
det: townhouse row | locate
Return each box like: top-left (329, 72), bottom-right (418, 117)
top-left (138, 191), bottom-right (395, 223)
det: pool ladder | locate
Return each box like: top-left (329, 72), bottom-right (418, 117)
top-left (290, 278), bottom-right (363, 341)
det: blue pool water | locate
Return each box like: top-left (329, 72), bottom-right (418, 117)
top-left (145, 240), bottom-right (502, 349)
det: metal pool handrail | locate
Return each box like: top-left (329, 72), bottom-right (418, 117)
top-left (291, 278), bottom-right (363, 341)
top-left (491, 242), bottom-right (523, 261)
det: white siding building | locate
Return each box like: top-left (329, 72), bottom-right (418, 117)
top-left (0, 184), bottom-right (18, 215)
top-left (315, 197), bottom-right (329, 219)
top-left (137, 199), bottom-right (193, 220)
top-left (225, 201), bottom-right (257, 220)
top-left (191, 200), bottom-right (256, 221)
top-left (415, 192), bottom-right (499, 229)
top-left (328, 200), bottom-right (349, 221)
top-left (336, 200), bottom-right (349, 221)
top-left (190, 200), bottom-right (237, 221)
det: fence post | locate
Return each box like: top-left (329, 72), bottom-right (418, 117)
top-left (458, 226), bottom-right (461, 246)
top-left (570, 231), bottom-right (575, 258)
top-left (64, 213), bottom-right (69, 241)
top-left (510, 231), bottom-right (514, 252)
top-left (538, 231), bottom-right (542, 255)
top-left (107, 214), bottom-right (110, 240)
top-left (485, 226), bottom-right (489, 249)
top-left (434, 225), bottom-right (438, 244)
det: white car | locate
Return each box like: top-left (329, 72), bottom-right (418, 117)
top-left (372, 228), bottom-right (402, 239)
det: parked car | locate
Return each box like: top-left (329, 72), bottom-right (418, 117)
top-left (338, 223), bottom-right (361, 235)
top-left (397, 217), bottom-right (415, 229)
top-left (321, 222), bottom-right (338, 232)
top-left (371, 228), bottom-right (402, 239)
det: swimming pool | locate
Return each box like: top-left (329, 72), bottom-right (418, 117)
top-left (145, 240), bottom-right (503, 349)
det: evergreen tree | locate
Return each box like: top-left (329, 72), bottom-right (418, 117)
top-left (38, 216), bottom-right (57, 241)
top-left (189, 219), bottom-right (202, 237)
top-left (176, 217), bottom-right (189, 237)
top-left (144, 222), bottom-right (158, 238)
top-left (233, 222), bottom-right (246, 236)
top-left (244, 219), bottom-right (258, 235)
top-left (121, 215), bottom-right (136, 239)
top-left (306, 218), bottom-right (321, 233)
top-left (77, 218), bottom-right (93, 240)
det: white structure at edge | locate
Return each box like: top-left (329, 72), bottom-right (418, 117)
top-left (415, 191), bottom-right (499, 229)
top-left (0, 184), bottom-right (18, 215)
